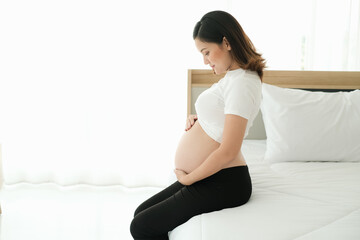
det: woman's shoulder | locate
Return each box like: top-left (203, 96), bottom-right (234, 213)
top-left (221, 68), bottom-right (261, 87)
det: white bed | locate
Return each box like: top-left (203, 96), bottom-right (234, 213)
top-left (171, 140), bottom-right (360, 239)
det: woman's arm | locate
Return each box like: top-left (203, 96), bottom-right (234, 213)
top-left (175, 114), bottom-right (248, 185)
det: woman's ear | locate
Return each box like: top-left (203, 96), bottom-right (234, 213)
top-left (223, 37), bottom-right (231, 51)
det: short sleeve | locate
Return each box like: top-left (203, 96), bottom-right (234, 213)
top-left (223, 76), bottom-right (257, 120)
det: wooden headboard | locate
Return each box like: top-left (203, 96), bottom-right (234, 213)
top-left (188, 69), bottom-right (360, 139)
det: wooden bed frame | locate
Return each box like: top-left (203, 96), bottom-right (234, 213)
top-left (0, 70), bottom-right (359, 215)
top-left (187, 69), bottom-right (360, 116)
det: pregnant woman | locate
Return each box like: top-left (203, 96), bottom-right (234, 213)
top-left (130, 10), bottom-right (265, 240)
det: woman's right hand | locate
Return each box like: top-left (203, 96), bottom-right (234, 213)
top-left (185, 114), bottom-right (198, 131)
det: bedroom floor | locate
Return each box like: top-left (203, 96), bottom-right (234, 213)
top-left (0, 183), bottom-right (162, 240)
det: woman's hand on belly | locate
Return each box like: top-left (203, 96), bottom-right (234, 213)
top-left (185, 114), bottom-right (197, 131)
top-left (174, 169), bottom-right (191, 185)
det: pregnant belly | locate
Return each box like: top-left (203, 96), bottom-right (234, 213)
top-left (174, 121), bottom-right (221, 174)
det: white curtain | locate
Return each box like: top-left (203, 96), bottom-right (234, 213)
top-left (0, 0), bottom-right (359, 187)
top-left (229, 0), bottom-right (360, 70)
top-left (304, 0), bottom-right (360, 70)
top-left (0, 0), bottom-right (229, 187)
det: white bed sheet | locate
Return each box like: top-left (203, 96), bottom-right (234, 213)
top-left (170, 139), bottom-right (360, 240)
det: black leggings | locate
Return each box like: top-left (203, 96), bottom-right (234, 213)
top-left (130, 165), bottom-right (252, 240)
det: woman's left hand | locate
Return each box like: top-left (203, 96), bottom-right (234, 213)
top-left (174, 169), bottom-right (191, 186)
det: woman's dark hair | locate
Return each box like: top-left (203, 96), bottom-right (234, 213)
top-left (193, 10), bottom-right (266, 80)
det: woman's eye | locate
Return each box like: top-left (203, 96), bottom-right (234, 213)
top-left (205, 52), bottom-right (209, 56)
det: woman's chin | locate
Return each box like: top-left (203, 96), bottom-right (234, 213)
top-left (213, 69), bottom-right (224, 75)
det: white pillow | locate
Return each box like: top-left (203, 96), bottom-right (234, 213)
top-left (260, 83), bottom-right (360, 163)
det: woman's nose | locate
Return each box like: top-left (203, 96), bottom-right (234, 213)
top-left (203, 56), bottom-right (210, 65)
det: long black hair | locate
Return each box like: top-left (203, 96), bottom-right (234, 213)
top-left (193, 10), bottom-right (266, 80)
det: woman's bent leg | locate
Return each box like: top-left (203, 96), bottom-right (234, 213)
top-left (130, 183), bottom-right (205, 240)
top-left (130, 166), bottom-right (252, 240)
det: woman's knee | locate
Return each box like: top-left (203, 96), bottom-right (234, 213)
top-left (130, 217), bottom-right (141, 239)
top-left (130, 214), bottom-right (168, 240)
top-left (130, 216), bottom-right (147, 239)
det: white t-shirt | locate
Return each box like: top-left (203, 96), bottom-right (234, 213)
top-left (194, 68), bottom-right (262, 143)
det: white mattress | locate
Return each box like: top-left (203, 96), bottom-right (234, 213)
top-left (0, 140), bottom-right (359, 240)
top-left (170, 140), bottom-right (360, 240)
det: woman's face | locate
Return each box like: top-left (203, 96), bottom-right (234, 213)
top-left (195, 38), bottom-right (236, 75)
